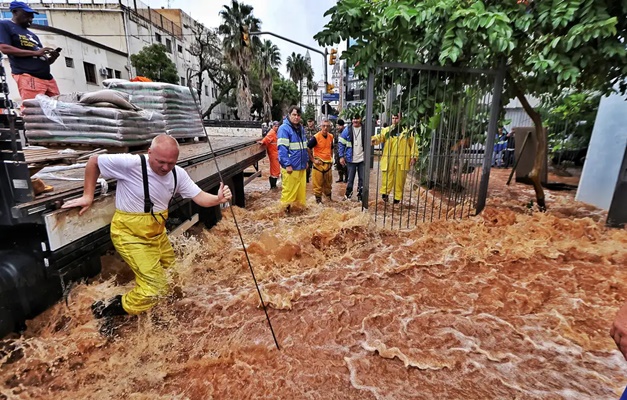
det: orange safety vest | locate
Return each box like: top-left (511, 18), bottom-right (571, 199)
top-left (313, 131), bottom-right (333, 162)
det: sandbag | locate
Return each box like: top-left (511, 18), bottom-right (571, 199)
top-left (79, 90), bottom-right (139, 111)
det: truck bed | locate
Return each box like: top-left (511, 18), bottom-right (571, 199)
top-left (16, 136), bottom-right (260, 212)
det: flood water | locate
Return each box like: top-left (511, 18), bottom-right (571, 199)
top-left (1, 166), bottom-right (626, 400)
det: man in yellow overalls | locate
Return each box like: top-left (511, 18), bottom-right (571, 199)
top-left (307, 119), bottom-right (334, 203)
top-left (371, 112), bottom-right (419, 204)
top-left (63, 134), bottom-right (231, 327)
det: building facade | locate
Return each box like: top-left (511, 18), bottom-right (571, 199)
top-left (0, 0), bottom-right (231, 119)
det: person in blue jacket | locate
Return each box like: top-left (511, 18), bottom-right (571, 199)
top-left (338, 114), bottom-right (366, 201)
top-left (277, 106), bottom-right (309, 208)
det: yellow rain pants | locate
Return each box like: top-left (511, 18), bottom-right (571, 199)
top-left (381, 163), bottom-right (409, 202)
top-left (280, 168), bottom-right (307, 206)
top-left (110, 209), bottom-right (174, 315)
top-left (312, 159), bottom-right (333, 198)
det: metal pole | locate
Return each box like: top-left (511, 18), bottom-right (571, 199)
top-left (475, 61), bottom-right (506, 214)
top-left (362, 71), bottom-right (375, 210)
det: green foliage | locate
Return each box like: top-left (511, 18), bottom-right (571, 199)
top-left (271, 77), bottom-right (300, 121)
top-left (315, 0), bottom-right (627, 99)
top-left (339, 103), bottom-right (365, 120)
top-left (286, 52), bottom-right (314, 105)
top-left (130, 44), bottom-right (178, 84)
top-left (302, 103), bottom-right (316, 122)
top-left (540, 91), bottom-right (601, 151)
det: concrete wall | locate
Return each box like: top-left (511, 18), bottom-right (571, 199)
top-left (576, 86), bottom-right (627, 210)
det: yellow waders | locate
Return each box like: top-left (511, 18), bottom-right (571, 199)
top-left (280, 168), bottom-right (307, 206)
top-left (110, 209), bottom-right (175, 315)
top-left (381, 161), bottom-right (409, 202)
top-left (312, 159), bottom-right (333, 198)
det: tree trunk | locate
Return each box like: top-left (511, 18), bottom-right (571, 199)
top-left (262, 77), bottom-right (273, 122)
top-left (507, 73), bottom-right (546, 211)
top-left (237, 69), bottom-right (252, 120)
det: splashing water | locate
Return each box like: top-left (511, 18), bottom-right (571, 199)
top-left (1, 168), bottom-right (626, 400)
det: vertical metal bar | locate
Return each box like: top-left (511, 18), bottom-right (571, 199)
top-left (362, 71), bottom-right (375, 210)
top-left (422, 71), bottom-right (436, 223)
top-left (374, 67), bottom-right (384, 224)
top-left (405, 71), bottom-right (417, 229)
top-left (475, 61), bottom-right (505, 214)
top-left (414, 70), bottom-right (427, 226)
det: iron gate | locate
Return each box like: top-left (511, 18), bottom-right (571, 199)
top-left (356, 62), bottom-right (505, 229)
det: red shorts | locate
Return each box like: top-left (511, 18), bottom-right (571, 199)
top-left (12, 73), bottom-right (60, 102)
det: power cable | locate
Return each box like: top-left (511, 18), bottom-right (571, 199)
top-left (190, 93), bottom-right (280, 351)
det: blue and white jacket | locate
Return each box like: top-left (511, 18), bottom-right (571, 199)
top-left (338, 125), bottom-right (367, 163)
top-left (277, 117), bottom-right (309, 170)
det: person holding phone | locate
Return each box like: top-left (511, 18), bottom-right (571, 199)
top-left (0, 1), bottom-right (61, 102)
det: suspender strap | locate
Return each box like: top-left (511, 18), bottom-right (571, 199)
top-left (139, 154), bottom-right (154, 213)
top-left (172, 165), bottom-right (177, 198)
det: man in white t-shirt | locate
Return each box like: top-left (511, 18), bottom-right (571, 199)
top-left (63, 134), bottom-right (231, 324)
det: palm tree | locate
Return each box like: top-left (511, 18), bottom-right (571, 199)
top-left (257, 40), bottom-right (281, 121)
top-left (286, 52), bottom-right (314, 107)
top-left (218, 0), bottom-right (261, 120)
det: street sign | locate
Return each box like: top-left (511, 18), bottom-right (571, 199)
top-left (322, 93), bottom-right (340, 102)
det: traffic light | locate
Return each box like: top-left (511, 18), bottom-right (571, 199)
top-left (329, 48), bottom-right (337, 65)
top-left (326, 83), bottom-right (335, 93)
top-left (240, 25), bottom-right (250, 47)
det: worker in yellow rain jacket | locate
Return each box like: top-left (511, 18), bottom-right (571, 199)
top-left (371, 112), bottom-right (419, 204)
top-left (307, 119), bottom-right (334, 203)
top-left (63, 134), bottom-right (231, 327)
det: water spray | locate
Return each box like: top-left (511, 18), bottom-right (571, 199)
top-left (190, 93), bottom-right (280, 351)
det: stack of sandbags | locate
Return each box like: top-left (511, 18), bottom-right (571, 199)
top-left (23, 91), bottom-right (165, 147)
top-left (103, 80), bottom-right (204, 140)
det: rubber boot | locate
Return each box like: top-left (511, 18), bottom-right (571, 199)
top-left (316, 196), bottom-right (322, 204)
top-left (269, 177), bottom-right (278, 189)
top-left (336, 172), bottom-right (344, 183)
top-left (92, 295), bottom-right (127, 319)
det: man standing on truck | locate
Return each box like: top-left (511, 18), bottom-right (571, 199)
top-left (62, 134), bottom-right (231, 326)
top-left (0, 1), bottom-right (61, 101)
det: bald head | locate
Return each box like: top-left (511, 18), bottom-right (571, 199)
top-left (148, 134), bottom-right (179, 176)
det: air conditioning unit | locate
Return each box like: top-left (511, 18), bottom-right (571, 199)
top-left (99, 67), bottom-right (108, 77)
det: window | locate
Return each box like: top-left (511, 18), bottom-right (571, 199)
top-left (212, 87), bottom-right (217, 98)
top-left (114, 70), bottom-right (121, 79)
top-left (155, 33), bottom-right (161, 43)
top-left (177, 44), bottom-right (183, 53)
top-left (180, 77), bottom-right (186, 86)
top-left (83, 62), bottom-right (97, 84)
top-left (106, 68), bottom-right (113, 79)
top-left (165, 38), bottom-right (172, 53)
top-left (204, 85), bottom-right (209, 96)
top-left (65, 57), bottom-right (74, 68)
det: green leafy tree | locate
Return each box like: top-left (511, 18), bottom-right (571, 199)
top-left (130, 44), bottom-right (178, 84)
top-left (302, 103), bottom-right (316, 122)
top-left (315, 0), bottom-right (627, 210)
top-left (540, 91), bottom-right (601, 153)
top-left (271, 77), bottom-right (300, 121)
top-left (257, 40), bottom-right (281, 121)
top-left (286, 52), bottom-right (314, 106)
top-left (219, 0), bottom-right (261, 120)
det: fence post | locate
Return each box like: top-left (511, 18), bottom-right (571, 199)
top-left (476, 61), bottom-right (506, 214)
top-left (362, 71), bottom-right (375, 210)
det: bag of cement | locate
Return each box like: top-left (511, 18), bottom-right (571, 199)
top-left (79, 90), bottom-right (139, 111)
top-left (102, 78), bottom-right (128, 87)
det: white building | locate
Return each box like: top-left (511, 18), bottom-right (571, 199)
top-left (0, 0), bottom-right (231, 119)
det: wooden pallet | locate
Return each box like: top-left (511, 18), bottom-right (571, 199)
top-left (34, 142), bottom-right (150, 154)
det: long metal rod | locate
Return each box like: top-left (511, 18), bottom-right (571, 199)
top-left (250, 31), bottom-right (328, 91)
top-left (191, 94), bottom-right (280, 351)
top-left (362, 71), bottom-right (375, 210)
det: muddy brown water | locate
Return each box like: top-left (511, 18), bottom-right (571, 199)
top-left (1, 166), bottom-right (626, 399)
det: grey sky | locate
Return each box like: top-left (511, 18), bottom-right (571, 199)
top-left (144, 0), bottom-right (340, 81)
